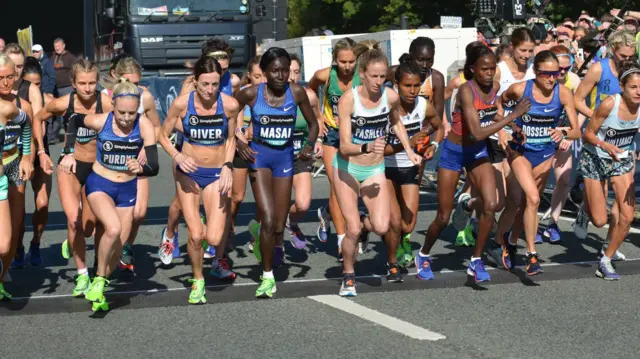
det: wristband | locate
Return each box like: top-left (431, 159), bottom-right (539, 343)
top-left (37, 149), bottom-right (46, 156)
top-left (316, 137), bottom-right (323, 143)
top-left (361, 143), bottom-right (370, 154)
top-left (172, 151), bottom-right (180, 159)
top-left (429, 141), bottom-right (439, 152)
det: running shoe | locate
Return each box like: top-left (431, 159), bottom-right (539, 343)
top-left (339, 274), bottom-right (357, 297)
top-left (525, 252), bottom-right (543, 276)
top-left (188, 278), bottom-right (207, 304)
top-left (273, 246), bottom-right (285, 268)
top-left (119, 243), bottom-right (135, 272)
top-left (0, 283), bottom-right (12, 301)
top-left (599, 245), bottom-right (626, 261)
top-left (61, 239), bottom-right (72, 260)
top-left (85, 276), bottom-right (109, 304)
top-left (158, 228), bottom-right (176, 265)
top-left (543, 223), bottom-right (562, 243)
top-left (595, 260), bottom-right (620, 280)
top-left (502, 232), bottom-right (517, 270)
top-left (534, 228), bottom-right (544, 244)
top-left (316, 206), bottom-right (331, 243)
top-left (203, 242), bottom-right (216, 259)
top-left (487, 242), bottom-right (505, 269)
top-left (386, 262), bottom-right (403, 283)
top-left (256, 276), bottom-right (277, 298)
top-left (73, 274), bottom-right (91, 297)
top-left (210, 257), bottom-right (236, 280)
top-left (452, 193), bottom-right (472, 231)
top-left (455, 225), bottom-right (474, 247)
top-left (11, 246), bottom-right (25, 269)
top-left (29, 243), bottom-right (43, 266)
top-left (359, 211), bottom-right (369, 253)
top-left (400, 233), bottom-right (413, 264)
top-left (467, 258), bottom-right (491, 283)
top-left (248, 219), bottom-right (261, 262)
top-left (415, 254), bottom-right (434, 280)
top-left (287, 218), bottom-right (307, 250)
top-left (572, 203), bottom-right (589, 240)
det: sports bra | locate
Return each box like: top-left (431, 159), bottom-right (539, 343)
top-left (181, 91), bottom-right (228, 147)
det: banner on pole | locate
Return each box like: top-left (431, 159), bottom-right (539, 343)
top-left (17, 26), bottom-right (33, 56)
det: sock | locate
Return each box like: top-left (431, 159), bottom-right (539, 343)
top-left (163, 231), bottom-right (175, 242)
top-left (600, 255), bottom-right (611, 264)
top-left (470, 256), bottom-right (481, 262)
top-left (262, 270), bottom-right (274, 279)
top-left (418, 251), bottom-right (429, 258)
top-left (337, 234), bottom-right (345, 248)
top-left (78, 268), bottom-right (89, 276)
top-left (526, 251), bottom-right (537, 256)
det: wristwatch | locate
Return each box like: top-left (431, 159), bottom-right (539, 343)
top-left (223, 161), bottom-right (233, 170)
top-left (62, 146), bottom-right (74, 155)
top-left (561, 129), bottom-right (568, 139)
top-left (361, 143), bottom-right (370, 154)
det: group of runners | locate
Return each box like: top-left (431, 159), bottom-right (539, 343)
top-left (0, 27), bottom-right (637, 311)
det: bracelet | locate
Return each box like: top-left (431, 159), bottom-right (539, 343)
top-left (37, 149), bottom-right (46, 156)
top-left (172, 151), bottom-right (180, 159)
top-left (429, 141), bottom-right (439, 152)
top-left (316, 138), bottom-right (323, 143)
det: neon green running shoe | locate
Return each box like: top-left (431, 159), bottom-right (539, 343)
top-left (401, 233), bottom-right (414, 264)
top-left (248, 220), bottom-right (261, 263)
top-left (455, 225), bottom-right (475, 247)
top-left (396, 245), bottom-right (406, 265)
top-left (188, 278), bottom-right (206, 304)
top-left (200, 212), bottom-right (206, 224)
top-left (255, 276), bottom-right (276, 298)
top-left (73, 274), bottom-right (91, 297)
top-left (0, 283), bottom-right (12, 300)
top-left (91, 296), bottom-right (109, 312)
top-left (61, 239), bottom-right (71, 260)
top-left (85, 276), bottom-right (109, 303)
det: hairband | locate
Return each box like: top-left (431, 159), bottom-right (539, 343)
top-left (620, 68), bottom-right (640, 80)
top-left (207, 51), bottom-right (229, 58)
top-left (556, 53), bottom-right (575, 67)
top-left (113, 93), bottom-right (141, 99)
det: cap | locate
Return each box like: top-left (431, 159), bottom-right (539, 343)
top-left (32, 44), bottom-right (43, 52)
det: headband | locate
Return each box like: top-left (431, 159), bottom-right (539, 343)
top-left (207, 51), bottom-right (229, 58)
top-left (113, 93), bottom-right (141, 100)
top-left (620, 68), bottom-right (640, 80)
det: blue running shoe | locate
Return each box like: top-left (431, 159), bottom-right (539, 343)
top-left (534, 229), bottom-right (544, 244)
top-left (595, 260), bottom-right (620, 280)
top-left (11, 246), bottom-right (25, 269)
top-left (204, 244), bottom-right (216, 259)
top-left (502, 232), bottom-right (517, 270)
top-left (29, 243), bottom-right (43, 266)
top-left (544, 223), bottom-right (562, 243)
top-left (467, 258), bottom-right (490, 282)
top-left (316, 206), bottom-right (330, 243)
top-left (172, 233), bottom-right (180, 258)
top-left (415, 254), bottom-right (434, 280)
top-left (525, 253), bottom-right (543, 276)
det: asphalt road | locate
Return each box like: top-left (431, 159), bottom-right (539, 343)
top-left (2, 143), bottom-right (640, 359)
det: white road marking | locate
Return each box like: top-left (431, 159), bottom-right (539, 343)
top-left (308, 294), bottom-right (446, 341)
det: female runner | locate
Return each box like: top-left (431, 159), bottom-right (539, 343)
top-left (383, 62), bottom-right (443, 281)
top-left (581, 62), bottom-right (640, 280)
top-left (101, 56), bottom-right (160, 272)
top-left (495, 51), bottom-right (580, 275)
top-left (416, 45), bottom-right (530, 283)
top-left (159, 56), bottom-right (239, 303)
top-left (235, 47), bottom-right (319, 298)
top-left (308, 38), bottom-right (358, 257)
top-left (33, 60), bottom-right (112, 296)
top-left (334, 41), bottom-right (421, 296)
top-left (65, 79), bottom-right (158, 311)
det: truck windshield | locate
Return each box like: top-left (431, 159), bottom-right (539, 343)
top-left (129, 0), bottom-right (243, 15)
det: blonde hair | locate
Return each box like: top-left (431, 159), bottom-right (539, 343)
top-left (112, 77), bottom-right (141, 103)
top-left (332, 37), bottom-right (357, 63)
top-left (102, 57), bottom-right (142, 90)
top-left (3, 43), bottom-right (25, 58)
top-left (71, 59), bottom-right (99, 83)
top-left (608, 30), bottom-right (637, 53)
top-left (0, 53), bottom-right (15, 71)
top-left (353, 40), bottom-right (388, 72)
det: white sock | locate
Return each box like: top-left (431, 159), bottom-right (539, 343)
top-left (470, 256), bottom-right (481, 262)
top-left (418, 251), bottom-right (429, 258)
top-left (263, 270), bottom-right (274, 279)
top-left (78, 268), bottom-right (89, 276)
top-left (601, 255), bottom-right (611, 264)
top-left (163, 231), bottom-right (175, 242)
top-left (337, 234), bottom-right (345, 248)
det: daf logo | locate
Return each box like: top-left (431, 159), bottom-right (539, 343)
top-left (103, 141), bottom-right (113, 151)
top-left (356, 117), bottom-right (366, 127)
top-left (141, 37), bottom-right (163, 43)
top-left (229, 35), bottom-right (245, 41)
top-left (189, 115), bottom-right (199, 126)
top-left (260, 116), bottom-right (270, 125)
top-left (521, 114), bottom-right (531, 123)
top-left (606, 129), bottom-right (617, 137)
top-left (331, 96), bottom-right (339, 103)
top-left (478, 110), bottom-right (486, 118)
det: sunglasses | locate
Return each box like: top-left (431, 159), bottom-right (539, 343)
top-left (536, 70), bottom-right (561, 78)
top-left (559, 66), bottom-right (572, 72)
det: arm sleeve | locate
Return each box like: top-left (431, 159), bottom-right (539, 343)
top-left (9, 108), bottom-right (27, 125)
top-left (64, 114), bottom-right (86, 149)
top-left (139, 145), bottom-right (159, 177)
top-left (21, 119), bottom-right (32, 155)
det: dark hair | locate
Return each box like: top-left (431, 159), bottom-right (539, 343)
top-left (109, 53), bottom-right (134, 72)
top-left (465, 41), bottom-right (486, 57)
top-left (463, 45), bottom-right (496, 80)
top-left (618, 60), bottom-right (640, 85)
top-left (532, 50), bottom-right (559, 70)
top-left (510, 27), bottom-right (535, 47)
top-left (259, 47), bottom-right (290, 72)
top-left (23, 56), bottom-right (42, 77)
top-left (398, 53), bottom-right (411, 63)
top-left (289, 53), bottom-right (302, 68)
top-left (395, 62), bottom-right (422, 83)
top-left (241, 55), bottom-right (262, 86)
top-left (201, 37), bottom-right (235, 58)
top-left (398, 37), bottom-right (436, 64)
top-left (193, 56), bottom-right (222, 80)
top-left (495, 44), bottom-right (510, 59)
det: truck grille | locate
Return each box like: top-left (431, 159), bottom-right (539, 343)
top-left (140, 34), bottom-right (247, 68)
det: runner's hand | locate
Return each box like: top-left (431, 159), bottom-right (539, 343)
top-left (59, 154), bottom-right (77, 174)
top-left (313, 140), bottom-right (324, 158)
top-left (498, 130), bottom-right (511, 151)
top-left (511, 125), bottom-right (527, 145)
top-left (127, 158), bottom-right (143, 174)
top-left (559, 139), bottom-right (573, 151)
top-left (443, 121), bottom-right (451, 138)
top-left (602, 142), bottom-right (624, 161)
top-left (137, 147), bottom-right (147, 166)
top-left (38, 152), bottom-right (54, 175)
top-left (409, 131), bottom-right (429, 148)
top-left (219, 166), bottom-right (233, 196)
top-left (423, 143), bottom-right (437, 161)
top-left (299, 143), bottom-right (314, 160)
top-left (236, 139), bottom-right (257, 163)
top-left (19, 156), bottom-right (33, 181)
top-left (368, 137), bottom-right (387, 154)
top-left (407, 149), bottom-right (423, 166)
top-left (512, 98), bottom-right (531, 119)
top-left (549, 128), bottom-right (564, 143)
top-left (175, 152), bottom-right (198, 173)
